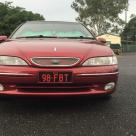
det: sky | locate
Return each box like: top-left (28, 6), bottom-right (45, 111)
top-left (0, 0), bottom-right (136, 22)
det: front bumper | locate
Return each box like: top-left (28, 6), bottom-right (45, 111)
top-left (0, 65), bottom-right (118, 96)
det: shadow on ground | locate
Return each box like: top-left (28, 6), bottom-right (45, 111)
top-left (0, 96), bottom-right (114, 113)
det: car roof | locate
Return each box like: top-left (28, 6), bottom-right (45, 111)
top-left (25, 21), bottom-right (81, 25)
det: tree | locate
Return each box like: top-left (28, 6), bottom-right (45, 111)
top-left (130, 14), bottom-right (136, 19)
top-left (121, 16), bottom-right (136, 42)
top-left (71, 0), bottom-right (128, 35)
top-left (0, 2), bottom-right (45, 36)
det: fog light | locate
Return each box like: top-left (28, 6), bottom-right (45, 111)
top-left (104, 82), bottom-right (115, 91)
top-left (0, 84), bottom-right (4, 91)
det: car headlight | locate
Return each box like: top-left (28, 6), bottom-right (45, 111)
top-left (0, 56), bottom-right (28, 66)
top-left (82, 56), bottom-right (117, 66)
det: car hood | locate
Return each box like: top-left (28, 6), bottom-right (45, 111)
top-left (0, 39), bottom-right (113, 61)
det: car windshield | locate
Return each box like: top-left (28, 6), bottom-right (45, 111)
top-left (11, 22), bottom-right (94, 39)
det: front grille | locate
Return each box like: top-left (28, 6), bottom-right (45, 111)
top-left (31, 57), bottom-right (80, 67)
top-left (17, 84), bottom-right (91, 93)
top-left (19, 88), bottom-right (89, 93)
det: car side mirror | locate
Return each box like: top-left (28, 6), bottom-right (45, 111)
top-left (0, 36), bottom-right (8, 43)
top-left (97, 37), bottom-right (106, 43)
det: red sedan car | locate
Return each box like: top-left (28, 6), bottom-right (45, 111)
top-left (0, 21), bottom-right (118, 97)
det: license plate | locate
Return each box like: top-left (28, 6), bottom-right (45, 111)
top-left (39, 71), bottom-right (73, 83)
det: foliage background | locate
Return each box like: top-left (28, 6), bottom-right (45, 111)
top-left (71, 0), bottom-right (128, 35)
top-left (0, 2), bottom-right (44, 36)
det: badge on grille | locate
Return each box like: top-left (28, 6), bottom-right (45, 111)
top-left (51, 59), bottom-right (60, 65)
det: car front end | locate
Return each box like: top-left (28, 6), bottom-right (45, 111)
top-left (0, 54), bottom-right (118, 96)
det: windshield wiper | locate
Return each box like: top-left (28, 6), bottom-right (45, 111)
top-left (16, 35), bottom-right (58, 39)
top-left (15, 35), bottom-right (95, 40)
top-left (62, 36), bottom-right (95, 39)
